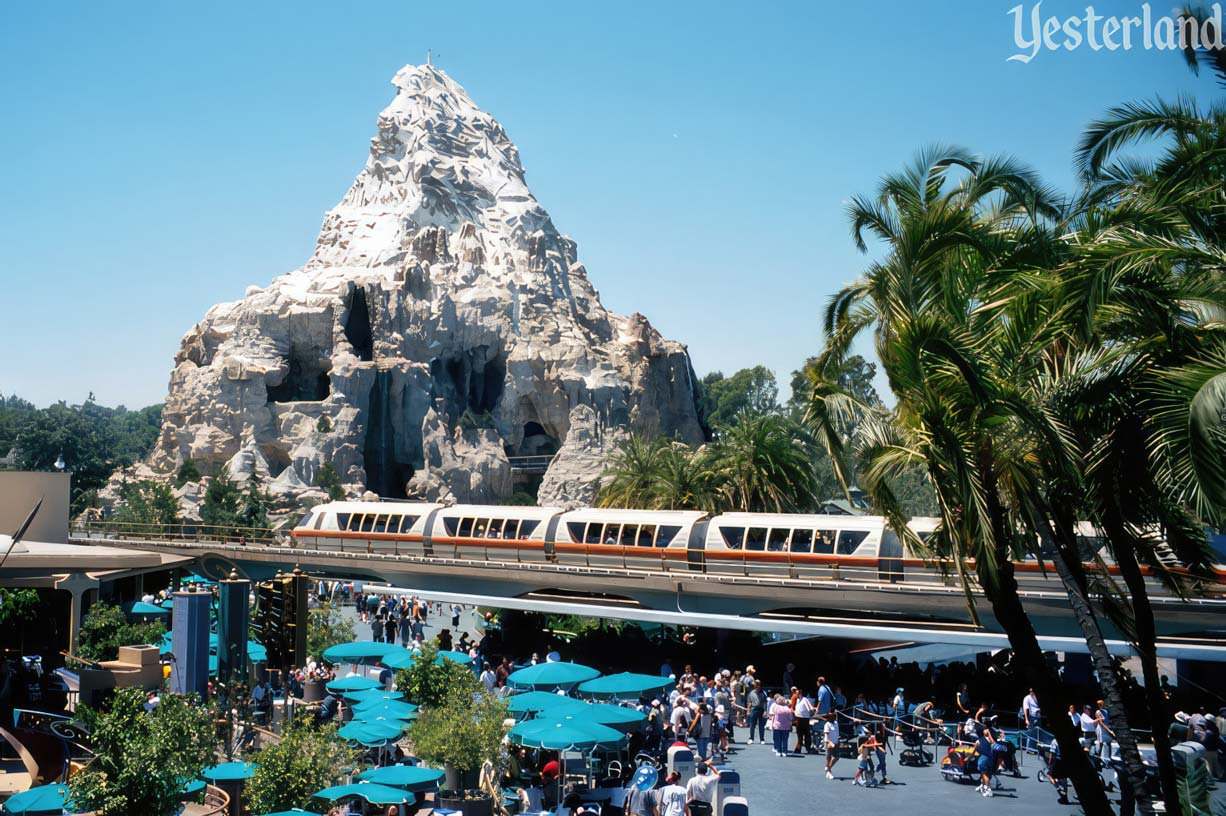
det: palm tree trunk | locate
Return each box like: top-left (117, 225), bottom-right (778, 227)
top-left (1025, 498), bottom-right (1151, 813)
top-left (1107, 525), bottom-right (1180, 816)
top-left (985, 557), bottom-right (1114, 815)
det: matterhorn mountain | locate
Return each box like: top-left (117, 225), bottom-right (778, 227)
top-left (139, 63), bottom-right (704, 513)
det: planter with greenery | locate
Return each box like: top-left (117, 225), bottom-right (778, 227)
top-left (246, 721), bottom-right (355, 815)
top-left (394, 642), bottom-right (480, 707)
top-left (409, 686), bottom-right (508, 792)
top-left (68, 687), bottom-right (215, 816)
top-left (77, 600), bottom-right (166, 662)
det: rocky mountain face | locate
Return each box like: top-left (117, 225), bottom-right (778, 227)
top-left (144, 64), bottom-right (703, 512)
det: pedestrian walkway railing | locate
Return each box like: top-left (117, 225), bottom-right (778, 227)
top-left (507, 454), bottom-right (555, 473)
top-left (72, 519), bottom-right (284, 546)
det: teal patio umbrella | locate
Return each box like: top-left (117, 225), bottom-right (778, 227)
top-left (260, 811), bottom-right (322, 816)
top-left (351, 699), bottom-right (418, 721)
top-left (127, 601), bottom-right (169, 616)
top-left (577, 672), bottom-right (673, 700)
top-left (357, 765), bottom-right (445, 792)
top-left (326, 674), bottom-right (381, 693)
top-left (561, 703), bottom-right (646, 733)
top-left (2, 784), bottom-right (72, 815)
top-left (342, 688), bottom-right (404, 705)
top-left (337, 720), bottom-right (407, 747)
top-left (383, 649), bottom-right (471, 670)
top-left (380, 649), bottom-right (417, 671)
top-left (312, 784), bottom-right (415, 806)
top-left (508, 662), bottom-right (600, 691)
top-left (202, 761), bottom-right (257, 782)
top-left (506, 691), bottom-right (586, 717)
top-left (507, 718), bottom-right (626, 751)
top-left (436, 650), bottom-right (473, 665)
top-left (179, 778), bottom-right (207, 796)
top-left (246, 641), bottom-right (268, 663)
top-left (322, 641), bottom-right (409, 665)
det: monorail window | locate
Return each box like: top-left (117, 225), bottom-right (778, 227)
top-left (372, 515), bottom-right (389, 534)
top-left (657, 525), bottom-right (682, 548)
top-left (721, 528), bottom-right (744, 550)
top-left (313, 512), bottom-right (326, 530)
top-left (488, 520), bottom-right (504, 538)
top-left (768, 529), bottom-right (789, 552)
top-left (746, 527), bottom-right (768, 551)
top-left (443, 517), bottom-right (459, 536)
top-left (336, 513), bottom-right (351, 531)
top-left (602, 525), bottom-right (620, 546)
top-left (474, 520), bottom-right (488, 537)
top-left (458, 518), bottom-right (475, 538)
top-left (790, 529), bottom-right (814, 553)
top-left (837, 529), bottom-right (869, 555)
top-left (567, 522), bottom-right (586, 543)
top-left (638, 525), bottom-right (656, 547)
top-left (499, 520), bottom-right (518, 539)
top-left (812, 530), bottom-right (835, 555)
top-left (585, 524), bottom-right (603, 545)
top-left (360, 515), bottom-right (376, 533)
top-left (620, 525), bottom-right (638, 546)
top-left (519, 520), bottom-right (540, 539)
top-left (397, 515), bottom-right (419, 534)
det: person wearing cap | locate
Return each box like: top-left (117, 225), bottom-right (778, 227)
top-left (891, 687), bottom-right (907, 728)
top-left (646, 698), bottom-right (665, 754)
top-left (685, 758), bottom-right (722, 815)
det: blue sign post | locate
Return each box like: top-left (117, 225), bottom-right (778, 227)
top-left (170, 586), bottom-right (210, 698)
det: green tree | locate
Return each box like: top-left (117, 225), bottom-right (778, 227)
top-left (77, 601), bottom-right (166, 662)
top-left (238, 474), bottom-right (271, 531)
top-left (68, 687), bottom-right (214, 816)
top-left (593, 435), bottom-right (672, 509)
top-left (306, 601), bottom-right (356, 662)
top-left (201, 472), bottom-right (242, 529)
top-left (315, 414), bottom-right (333, 433)
top-left (409, 686), bottom-right (508, 776)
top-left (246, 721), bottom-right (354, 815)
top-left (696, 366), bottom-right (780, 431)
top-left (174, 459), bottom-right (202, 486)
top-left (702, 411), bottom-right (818, 513)
top-left (313, 462), bottom-right (345, 502)
top-left (113, 479), bottom-right (180, 532)
top-left (806, 146), bottom-right (1117, 814)
top-left (395, 641), bottom-right (481, 707)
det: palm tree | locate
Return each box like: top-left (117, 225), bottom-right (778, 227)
top-left (702, 412), bottom-right (819, 513)
top-left (805, 146), bottom-right (1119, 815)
top-left (650, 442), bottom-right (720, 512)
top-left (1061, 90), bottom-right (1226, 814)
top-left (594, 434), bottom-right (672, 509)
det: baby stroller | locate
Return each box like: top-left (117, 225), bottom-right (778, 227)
top-left (992, 737), bottom-right (1024, 778)
top-left (940, 745), bottom-right (980, 783)
top-left (899, 726), bottom-right (933, 767)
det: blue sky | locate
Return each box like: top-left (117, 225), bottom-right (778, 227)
top-left (0, 1), bottom-right (1218, 408)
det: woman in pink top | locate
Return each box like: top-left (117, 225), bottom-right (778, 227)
top-left (769, 694), bottom-right (794, 756)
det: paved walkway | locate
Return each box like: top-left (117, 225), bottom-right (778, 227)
top-left (725, 735), bottom-right (1072, 815)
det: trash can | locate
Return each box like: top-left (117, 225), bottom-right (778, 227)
top-left (667, 744), bottom-right (696, 784)
top-left (721, 795), bottom-right (749, 816)
top-left (713, 767), bottom-right (740, 815)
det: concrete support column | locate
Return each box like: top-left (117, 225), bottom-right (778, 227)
top-left (55, 572), bottom-right (99, 655)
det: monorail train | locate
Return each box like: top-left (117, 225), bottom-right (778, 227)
top-left (290, 501), bottom-right (1226, 590)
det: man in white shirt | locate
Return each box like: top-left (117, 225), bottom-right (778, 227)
top-left (794, 692), bottom-right (815, 753)
top-left (1021, 688), bottom-right (1041, 750)
top-left (685, 759), bottom-right (721, 813)
top-left (480, 662), bottom-right (497, 693)
top-left (657, 771), bottom-right (688, 816)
